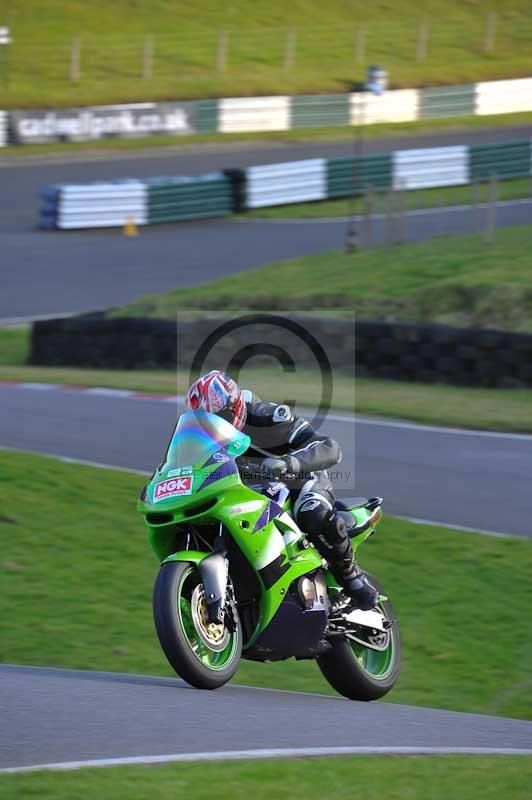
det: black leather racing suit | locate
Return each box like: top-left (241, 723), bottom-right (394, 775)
top-left (236, 391), bottom-right (355, 578)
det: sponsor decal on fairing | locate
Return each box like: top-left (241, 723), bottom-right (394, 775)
top-left (167, 466), bottom-right (193, 477)
top-left (154, 476), bottom-right (193, 502)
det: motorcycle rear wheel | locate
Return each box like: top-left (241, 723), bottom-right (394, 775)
top-left (317, 572), bottom-right (401, 701)
top-left (153, 561), bottom-right (242, 690)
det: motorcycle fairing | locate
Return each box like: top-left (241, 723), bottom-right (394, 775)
top-left (139, 411), bottom-right (323, 646)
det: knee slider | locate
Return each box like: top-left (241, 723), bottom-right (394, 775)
top-left (296, 501), bottom-right (329, 539)
top-left (323, 510), bottom-right (349, 545)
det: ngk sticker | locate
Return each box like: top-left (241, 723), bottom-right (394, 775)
top-left (154, 476), bottom-right (192, 502)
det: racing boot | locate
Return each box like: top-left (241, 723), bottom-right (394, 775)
top-left (322, 511), bottom-right (379, 611)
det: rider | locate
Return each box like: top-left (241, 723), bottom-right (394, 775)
top-left (185, 370), bottom-right (378, 611)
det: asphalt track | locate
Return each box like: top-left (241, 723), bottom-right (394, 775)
top-left (1, 665), bottom-right (531, 772)
top-left (1, 384), bottom-right (531, 537)
top-left (1, 123), bottom-right (532, 320)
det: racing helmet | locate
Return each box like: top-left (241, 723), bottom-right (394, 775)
top-left (185, 370), bottom-right (247, 430)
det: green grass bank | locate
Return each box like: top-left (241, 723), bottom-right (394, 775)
top-left (115, 225), bottom-right (532, 334)
top-left (4, 1), bottom-right (532, 108)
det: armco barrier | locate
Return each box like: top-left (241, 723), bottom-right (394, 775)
top-left (39, 174), bottom-right (231, 229)
top-left (40, 180), bottom-right (147, 229)
top-left (245, 159), bottom-right (327, 208)
top-left (10, 102), bottom-right (196, 145)
top-left (6, 75), bottom-right (532, 146)
top-left (476, 77), bottom-right (532, 117)
top-left (39, 138), bottom-right (532, 228)
top-left (195, 99), bottom-right (219, 135)
top-left (469, 140), bottom-right (532, 181)
top-left (147, 173), bottom-right (233, 223)
top-left (392, 145), bottom-right (468, 190)
top-left (291, 94), bottom-right (350, 128)
top-left (419, 84), bottom-right (476, 120)
top-left (218, 96), bottom-right (290, 133)
top-left (326, 153), bottom-right (392, 197)
top-left (30, 316), bottom-right (532, 389)
top-left (350, 89), bottom-right (419, 125)
top-left (0, 111), bottom-right (7, 147)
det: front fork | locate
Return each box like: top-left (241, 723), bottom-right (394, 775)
top-left (198, 546), bottom-right (230, 625)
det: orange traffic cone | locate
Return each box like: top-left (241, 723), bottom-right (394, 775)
top-left (124, 216), bottom-right (138, 237)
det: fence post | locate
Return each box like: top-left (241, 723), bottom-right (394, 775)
top-left (384, 188), bottom-right (395, 248)
top-left (217, 30), bottom-right (229, 71)
top-left (284, 27), bottom-right (296, 70)
top-left (471, 179), bottom-right (481, 233)
top-left (484, 174), bottom-right (498, 244)
top-left (69, 36), bottom-right (81, 82)
top-left (484, 10), bottom-right (497, 52)
top-left (142, 34), bottom-right (153, 79)
top-left (395, 179), bottom-right (407, 244)
top-left (362, 184), bottom-right (374, 248)
top-left (346, 214), bottom-right (358, 252)
top-left (416, 18), bottom-right (429, 62)
top-left (355, 25), bottom-right (366, 64)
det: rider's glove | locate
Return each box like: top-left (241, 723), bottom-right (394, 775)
top-left (261, 455), bottom-right (300, 478)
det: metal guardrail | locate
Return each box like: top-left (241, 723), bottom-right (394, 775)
top-left (476, 77), bottom-right (532, 116)
top-left (419, 84), bottom-right (476, 120)
top-left (327, 154), bottom-right (392, 198)
top-left (40, 181), bottom-right (147, 229)
top-left (38, 138), bottom-right (532, 229)
top-left (7, 75), bottom-right (532, 145)
top-left (245, 160), bottom-right (327, 208)
top-left (218, 96), bottom-right (290, 134)
top-left (393, 146), bottom-right (469, 190)
top-left (0, 111), bottom-right (7, 147)
top-left (469, 140), bottom-right (532, 181)
top-left (291, 94), bottom-right (350, 129)
top-left (147, 173), bottom-right (233, 223)
top-left (350, 90), bottom-right (419, 125)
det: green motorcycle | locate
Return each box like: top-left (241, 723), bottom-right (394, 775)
top-left (138, 410), bottom-right (401, 700)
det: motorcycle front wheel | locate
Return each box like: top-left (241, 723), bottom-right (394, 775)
top-left (317, 572), bottom-right (401, 701)
top-left (153, 561), bottom-right (242, 690)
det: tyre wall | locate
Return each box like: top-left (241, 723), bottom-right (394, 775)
top-left (30, 316), bottom-right (532, 388)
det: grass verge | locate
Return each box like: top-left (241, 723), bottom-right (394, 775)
top-left (245, 177), bottom-right (532, 220)
top-left (1, 450), bottom-right (531, 720)
top-left (4, 1), bottom-right (532, 107)
top-left (1, 112), bottom-right (532, 161)
top-left (2, 756), bottom-right (532, 799)
top-left (114, 225), bottom-right (532, 333)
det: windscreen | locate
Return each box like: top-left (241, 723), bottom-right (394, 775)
top-left (163, 410), bottom-right (241, 469)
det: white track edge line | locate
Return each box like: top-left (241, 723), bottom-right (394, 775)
top-left (331, 413), bottom-right (532, 442)
top-left (2, 746), bottom-right (532, 774)
top-left (393, 514), bottom-right (523, 540)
